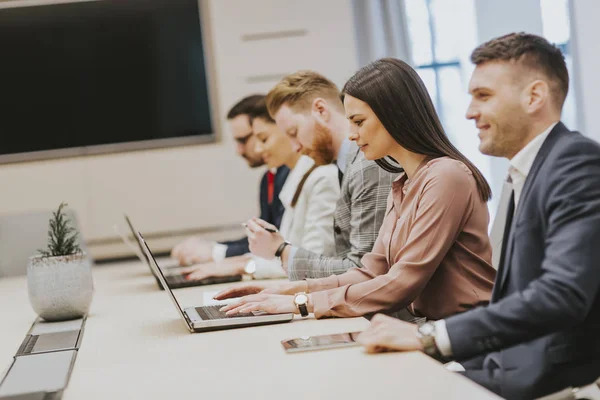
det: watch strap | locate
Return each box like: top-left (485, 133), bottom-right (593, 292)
top-left (274, 241), bottom-right (290, 258)
top-left (297, 302), bottom-right (308, 317)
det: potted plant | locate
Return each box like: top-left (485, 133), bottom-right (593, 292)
top-left (27, 203), bottom-right (94, 321)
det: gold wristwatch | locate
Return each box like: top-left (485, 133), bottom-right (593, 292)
top-left (416, 322), bottom-right (441, 358)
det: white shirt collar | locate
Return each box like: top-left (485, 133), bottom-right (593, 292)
top-left (509, 122), bottom-right (557, 178)
top-left (278, 155), bottom-right (316, 208)
top-left (508, 122), bottom-right (557, 207)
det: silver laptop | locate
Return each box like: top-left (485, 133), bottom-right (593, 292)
top-left (136, 231), bottom-right (294, 333)
top-left (120, 215), bottom-right (242, 290)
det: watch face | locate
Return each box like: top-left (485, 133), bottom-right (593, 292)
top-left (294, 294), bottom-right (308, 305)
top-left (418, 322), bottom-right (435, 336)
top-left (244, 260), bottom-right (256, 274)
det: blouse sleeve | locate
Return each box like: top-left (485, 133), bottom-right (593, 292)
top-left (310, 164), bottom-right (476, 318)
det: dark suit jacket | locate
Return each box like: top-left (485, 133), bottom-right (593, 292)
top-left (445, 123), bottom-right (600, 399)
top-left (220, 166), bottom-right (289, 257)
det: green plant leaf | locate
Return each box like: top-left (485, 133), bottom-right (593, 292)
top-left (38, 202), bottom-right (82, 257)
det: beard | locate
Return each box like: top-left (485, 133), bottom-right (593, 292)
top-left (479, 117), bottom-right (530, 159)
top-left (243, 154), bottom-right (265, 168)
top-left (306, 119), bottom-right (335, 165)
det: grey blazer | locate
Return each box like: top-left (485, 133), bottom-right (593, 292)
top-left (287, 141), bottom-right (396, 280)
top-left (445, 123), bottom-right (600, 399)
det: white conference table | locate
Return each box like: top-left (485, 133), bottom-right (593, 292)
top-left (0, 259), bottom-right (501, 399)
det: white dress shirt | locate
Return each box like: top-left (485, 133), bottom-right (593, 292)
top-left (508, 123), bottom-right (557, 208)
top-left (435, 122), bottom-right (558, 357)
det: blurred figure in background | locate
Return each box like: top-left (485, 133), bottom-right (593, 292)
top-left (181, 97), bottom-right (340, 281)
top-left (171, 95), bottom-right (289, 269)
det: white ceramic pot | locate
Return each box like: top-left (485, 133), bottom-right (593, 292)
top-left (27, 253), bottom-right (94, 321)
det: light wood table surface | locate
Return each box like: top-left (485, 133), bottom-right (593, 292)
top-left (0, 260), bottom-right (501, 399)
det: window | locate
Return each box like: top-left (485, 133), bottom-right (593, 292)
top-left (541, 0), bottom-right (577, 129)
top-left (403, 0), bottom-right (578, 221)
top-left (404, 0), bottom-right (490, 195)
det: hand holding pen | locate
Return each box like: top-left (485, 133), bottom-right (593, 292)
top-left (242, 222), bottom-right (278, 233)
top-left (243, 217), bottom-right (286, 259)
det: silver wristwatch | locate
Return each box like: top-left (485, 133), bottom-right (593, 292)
top-left (244, 259), bottom-right (256, 278)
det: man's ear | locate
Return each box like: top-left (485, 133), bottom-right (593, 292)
top-left (524, 79), bottom-right (550, 114)
top-left (311, 98), bottom-right (331, 123)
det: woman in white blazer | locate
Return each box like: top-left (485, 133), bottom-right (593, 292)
top-left (182, 99), bottom-right (339, 281)
top-left (248, 104), bottom-right (340, 278)
top-left (277, 156), bottom-right (339, 256)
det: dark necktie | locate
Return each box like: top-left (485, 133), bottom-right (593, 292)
top-left (267, 171), bottom-right (275, 204)
top-left (497, 190), bottom-right (515, 269)
top-left (491, 177), bottom-right (515, 301)
top-left (337, 167), bottom-right (344, 187)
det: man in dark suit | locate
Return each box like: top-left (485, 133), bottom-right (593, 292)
top-left (171, 95), bottom-right (289, 266)
top-left (357, 33), bottom-right (600, 399)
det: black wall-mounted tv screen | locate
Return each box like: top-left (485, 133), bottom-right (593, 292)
top-left (0, 0), bottom-right (213, 161)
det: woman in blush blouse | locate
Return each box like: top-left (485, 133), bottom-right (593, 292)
top-left (216, 58), bottom-right (496, 321)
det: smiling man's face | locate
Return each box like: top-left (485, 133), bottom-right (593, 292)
top-left (466, 61), bottom-right (532, 159)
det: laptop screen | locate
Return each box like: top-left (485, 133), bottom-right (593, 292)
top-left (136, 232), bottom-right (191, 329)
top-left (124, 215), bottom-right (152, 266)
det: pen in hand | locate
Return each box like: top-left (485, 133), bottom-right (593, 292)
top-left (242, 223), bottom-right (278, 233)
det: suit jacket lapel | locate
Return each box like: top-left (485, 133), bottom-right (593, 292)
top-left (513, 123), bottom-right (567, 226)
top-left (274, 166), bottom-right (290, 192)
top-left (496, 122), bottom-right (568, 293)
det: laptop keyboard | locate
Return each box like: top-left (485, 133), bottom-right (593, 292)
top-left (165, 274), bottom-right (243, 288)
top-left (195, 305), bottom-right (255, 320)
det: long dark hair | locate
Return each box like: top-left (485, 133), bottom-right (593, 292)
top-left (342, 58), bottom-right (491, 201)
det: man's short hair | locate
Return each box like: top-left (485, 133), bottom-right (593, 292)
top-left (226, 94), bottom-right (265, 120)
top-left (248, 97), bottom-right (274, 124)
top-left (265, 70), bottom-right (343, 117)
top-left (471, 32), bottom-right (569, 109)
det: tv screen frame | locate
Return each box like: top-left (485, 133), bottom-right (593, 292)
top-left (0, 0), bottom-right (220, 165)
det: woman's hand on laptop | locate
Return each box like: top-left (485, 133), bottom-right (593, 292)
top-left (214, 280), bottom-right (306, 300)
top-left (219, 294), bottom-right (300, 316)
top-left (180, 262), bottom-right (245, 282)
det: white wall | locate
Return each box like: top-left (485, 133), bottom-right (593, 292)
top-left (0, 0), bottom-right (358, 258)
top-left (570, 0), bottom-right (600, 142)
